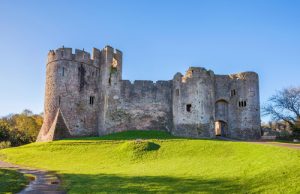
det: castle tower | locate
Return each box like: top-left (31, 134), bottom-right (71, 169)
top-left (172, 67), bottom-right (216, 138)
top-left (37, 48), bottom-right (73, 141)
top-left (37, 47), bottom-right (101, 141)
top-left (97, 46), bottom-right (123, 135)
top-left (228, 72), bottom-right (261, 139)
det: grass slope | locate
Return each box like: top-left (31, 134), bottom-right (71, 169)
top-left (1, 130), bottom-right (300, 193)
top-left (0, 168), bottom-right (29, 193)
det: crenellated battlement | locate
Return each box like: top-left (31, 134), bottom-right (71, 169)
top-left (47, 47), bottom-right (73, 62)
top-left (47, 47), bottom-right (93, 65)
top-left (122, 80), bottom-right (172, 88)
top-left (47, 45), bottom-right (122, 68)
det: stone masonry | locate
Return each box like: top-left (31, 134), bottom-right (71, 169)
top-left (37, 45), bottom-right (261, 142)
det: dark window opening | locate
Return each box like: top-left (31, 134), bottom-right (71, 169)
top-left (62, 67), bottom-right (65, 76)
top-left (58, 96), bottom-right (61, 106)
top-left (238, 100), bottom-right (247, 107)
top-left (231, 89), bottom-right (236, 96)
top-left (176, 89), bottom-right (179, 96)
top-left (78, 64), bottom-right (86, 92)
top-left (89, 96), bottom-right (95, 105)
top-left (186, 104), bottom-right (192, 112)
top-left (108, 77), bottom-right (111, 85)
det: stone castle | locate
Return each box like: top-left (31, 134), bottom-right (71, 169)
top-left (37, 45), bottom-right (261, 142)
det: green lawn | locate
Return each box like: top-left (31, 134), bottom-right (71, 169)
top-left (0, 130), bottom-right (300, 193)
top-left (0, 168), bottom-right (29, 194)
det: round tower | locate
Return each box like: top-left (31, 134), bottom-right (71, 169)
top-left (230, 72), bottom-right (261, 139)
top-left (37, 48), bottom-right (73, 141)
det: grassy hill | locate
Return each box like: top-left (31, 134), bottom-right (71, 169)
top-left (0, 130), bottom-right (300, 193)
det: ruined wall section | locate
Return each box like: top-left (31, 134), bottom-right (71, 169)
top-left (113, 80), bottom-right (173, 132)
top-left (97, 46), bottom-right (173, 134)
top-left (37, 47), bottom-right (100, 141)
top-left (172, 67), bottom-right (215, 138)
top-left (97, 46), bottom-right (123, 135)
top-left (215, 72), bottom-right (261, 139)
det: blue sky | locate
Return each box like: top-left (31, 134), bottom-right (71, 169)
top-left (0, 0), bottom-right (299, 121)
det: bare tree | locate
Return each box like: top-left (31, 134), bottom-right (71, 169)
top-left (263, 87), bottom-right (300, 136)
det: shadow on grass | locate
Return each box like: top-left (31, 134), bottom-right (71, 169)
top-left (0, 168), bottom-right (28, 193)
top-left (62, 130), bottom-right (225, 142)
top-left (62, 173), bottom-right (246, 193)
top-left (61, 165), bottom-right (300, 194)
top-left (64, 130), bottom-right (181, 141)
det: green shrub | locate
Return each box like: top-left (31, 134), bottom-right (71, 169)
top-left (0, 141), bottom-right (11, 149)
top-left (0, 109), bottom-right (43, 147)
top-left (8, 129), bottom-right (32, 146)
top-left (0, 121), bottom-right (10, 141)
top-left (292, 127), bottom-right (300, 138)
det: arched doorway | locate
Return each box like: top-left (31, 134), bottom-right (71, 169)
top-left (215, 99), bottom-right (228, 123)
top-left (215, 120), bottom-right (228, 136)
top-left (215, 99), bottom-right (228, 137)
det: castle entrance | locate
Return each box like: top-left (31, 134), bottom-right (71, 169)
top-left (215, 120), bottom-right (227, 136)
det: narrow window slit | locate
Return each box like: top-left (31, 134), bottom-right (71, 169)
top-left (89, 96), bottom-right (95, 105)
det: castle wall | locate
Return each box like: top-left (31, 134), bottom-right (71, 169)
top-left (215, 73), bottom-right (261, 139)
top-left (172, 67), bottom-right (215, 138)
top-left (100, 80), bottom-right (173, 134)
top-left (38, 44), bottom-right (261, 142)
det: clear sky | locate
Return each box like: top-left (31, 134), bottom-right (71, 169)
top-left (0, 0), bottom-right (299, 120)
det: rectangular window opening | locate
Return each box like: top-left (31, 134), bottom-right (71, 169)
top-left (186, 104), bottom-right (192, 112)
top-left (89, 96), bottom-right (95, 105)
top-left (58, 96), bottom-right (61, 106)
top-left (231, 89), bottom-right (236, 96)
top-left (238, 100), bottom-right (247, 107)
top-left (176, 89), bottom-right (179, 96)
